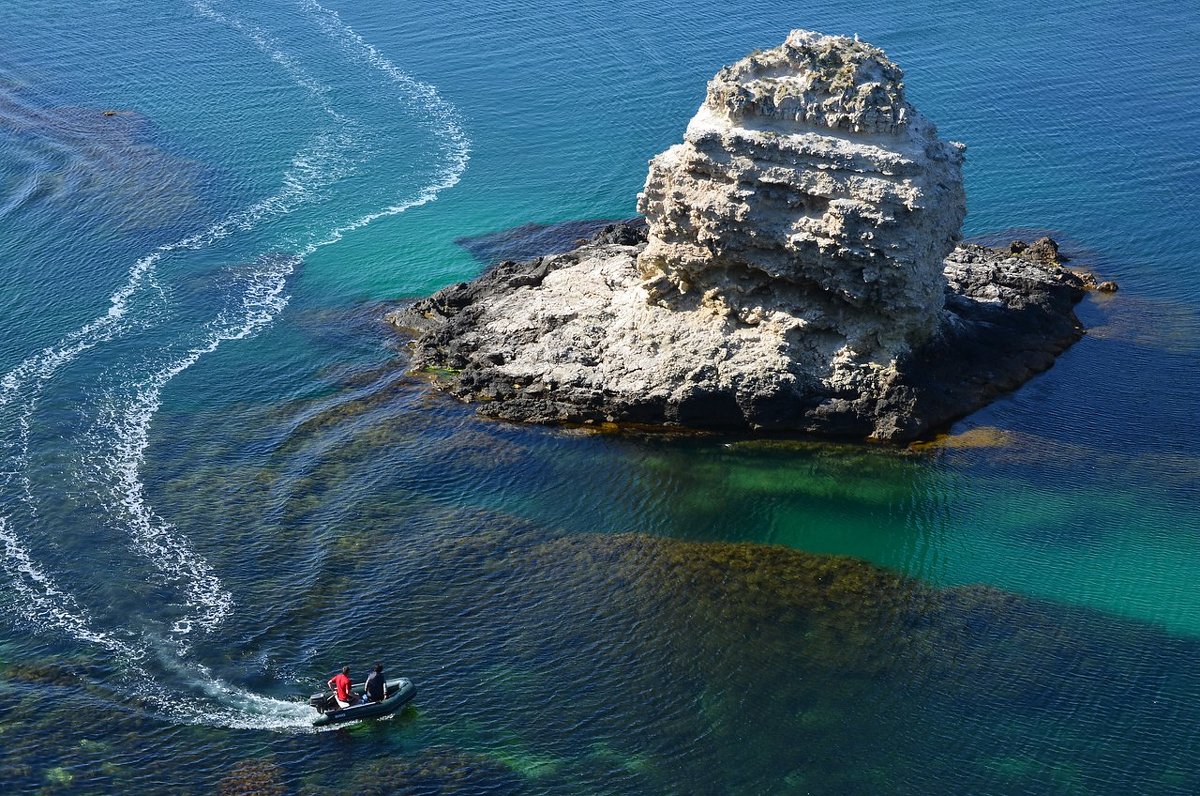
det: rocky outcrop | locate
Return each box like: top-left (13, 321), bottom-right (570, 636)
top-left (637, 29), bottom-right (966, 359)
top-left (390, 31), bottom-right (1091, 442)
top-left (392, 222), bottom-right (1085, 440)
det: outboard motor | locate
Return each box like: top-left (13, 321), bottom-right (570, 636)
top-left (309, 692), bottom-right (332, 713)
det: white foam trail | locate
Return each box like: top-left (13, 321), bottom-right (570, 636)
top-left (191, 0), bottom-right (350, 127)
top-left (0, 72), bottom-right (349, 690)
top-left (0, 130), bottom-right (349, 646)
top-left (298, 0), bottom-right (471, 211)
top-left (0, 251), bottom-right (155, 408)
top-left (0, 1), bottom-right (357, 415)
top-left (137, 657), bottom-right (316, 732)
top-left (84, 0), bottom-right (473, 642)
top-left (162, 685), bottom-right (316, 732)
top-left (0, 129), bottom-right (350, 463)
top-left (0, 517), bottom-right (136, 658)
top-left (98, 254), bottom-right (295, 637)
top-left (1, 0), bottom-right (471, 730)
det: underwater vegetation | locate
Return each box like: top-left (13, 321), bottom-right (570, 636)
top-left (382, 522), bottom-right (1200, 795)
top-left (297, 746), bottom-right (522, 795)
top-left (3, 506), bottom-right (1200, 793)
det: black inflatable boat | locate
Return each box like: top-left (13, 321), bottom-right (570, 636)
top-left (309, 677), bottom-right (416, 727)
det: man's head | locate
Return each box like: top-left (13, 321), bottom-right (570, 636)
top-left (374, 663), bottom-right (383, 674)
top-left (342, 666), bottom-right (350, 676)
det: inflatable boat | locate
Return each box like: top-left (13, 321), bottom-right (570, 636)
top-left (309, 677), bottom-right (416, 727)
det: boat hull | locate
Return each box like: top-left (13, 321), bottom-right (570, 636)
top-left (311, 677), bottom-right (416, 727)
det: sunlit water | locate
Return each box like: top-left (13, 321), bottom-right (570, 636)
top-left (1, 0), bottom-right (1198, 792)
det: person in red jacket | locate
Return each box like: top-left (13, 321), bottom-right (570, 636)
top-left (327, 666), bottom-right (357, 708)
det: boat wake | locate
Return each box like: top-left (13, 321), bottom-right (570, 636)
top-left (0, 0), bottom-right (468, 731)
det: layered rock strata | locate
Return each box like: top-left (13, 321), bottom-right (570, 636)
top-left (391, 31), bottom-right (1090, 441)
top-left (637, 29), bottom-right (966, 356)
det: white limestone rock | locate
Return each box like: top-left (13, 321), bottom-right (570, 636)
top-left (637, 29), bottom-right (966, 357)
top-left (393, 32), bottom-right (1088, 441)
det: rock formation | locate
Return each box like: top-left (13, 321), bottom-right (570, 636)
top-left (391, 31), bottom-right (1092, 442)
top-left (637, 29), bottom-right (966, 354)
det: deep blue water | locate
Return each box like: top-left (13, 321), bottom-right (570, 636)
top-left (1, 0), bottom-right (1199, 793)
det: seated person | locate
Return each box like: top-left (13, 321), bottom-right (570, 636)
top-left (365, 663), bottom-right (386, 703)
top-left (327, 666), bottom-right (357, 708)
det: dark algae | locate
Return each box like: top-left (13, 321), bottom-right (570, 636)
top-left (2, 3), bottom-right (1198, 795)
top-left (217, 758), bottom-right (285, 796)
top-left (6, 512), bottom-right (1200, 793)
top-left (298, 747), bottom-right (523, 796)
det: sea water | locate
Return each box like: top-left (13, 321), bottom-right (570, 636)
top-left (1, 0), bottom-right (1198, 792)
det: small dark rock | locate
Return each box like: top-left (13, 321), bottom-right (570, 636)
top-left (1025, 236), bottom-right (1067, 264)
top-left (592, 219), bottom-right (649, 246)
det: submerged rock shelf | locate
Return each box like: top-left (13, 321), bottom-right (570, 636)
top-left (392, 30), bottom-right (1097, 441)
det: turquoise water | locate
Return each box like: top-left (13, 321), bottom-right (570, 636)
top-left (2, 0), bottom-right (1199, 792)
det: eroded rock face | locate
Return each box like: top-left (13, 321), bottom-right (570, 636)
top-left (392, 222), bottom-right (1085, 440)
top-left (391, 32), bottom-right (1090, 441)
top-left (637, 29), bottom-right (966, 360)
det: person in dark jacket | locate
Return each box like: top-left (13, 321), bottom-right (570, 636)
top-left (365, 663), bottom-right (386, 702)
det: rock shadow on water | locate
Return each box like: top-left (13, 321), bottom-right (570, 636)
top-left (908, 422), bottom-right (1200, 498)
top-left (455, 218), bottom-right (647, 267)
top-left (1085, 293), bottom-right (1200, 355)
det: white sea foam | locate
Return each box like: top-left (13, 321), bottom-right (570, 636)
top-left (132, 651), bottom-right (316, 732)
top-left (1, 0), bottom-right (471, 730)
top-left (191, 0), bottom-right (351, 127)
top-left (0, 517), bottom-right (136, 658)
top-left (0, 128), bottom-right (348, 444)
top-left (96, 252), bottom-right (295, 637)
top-left (83, 0), bottom-right (473, 648)
top-left (298, 0), bottom-right (471, 207)
top-left (0, 65), bottom-right (345, 680)
top-left (156, 684), bottom-right (316, 732)
top-left (0, 131), bottom-right (348, 644)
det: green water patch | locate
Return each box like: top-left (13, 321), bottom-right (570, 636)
top-left (491, 741), bottom-right (563, 779)
top-left (586, 742), bottom-right (653, 775)
top-left (611, 428), bottom-right (1200, 634)
top-left (44, 766), bottom-right (73, 788)
top-left (375, 523), bottom-right (1200, 794)
top-left (3, 515), bottom-right (1200, 794)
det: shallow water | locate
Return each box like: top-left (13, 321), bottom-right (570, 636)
top-left (1, 0), bottom-right (1199, 792)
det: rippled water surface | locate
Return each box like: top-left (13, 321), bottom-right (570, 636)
top-left (1, 0), bottom-right (1199, 793)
